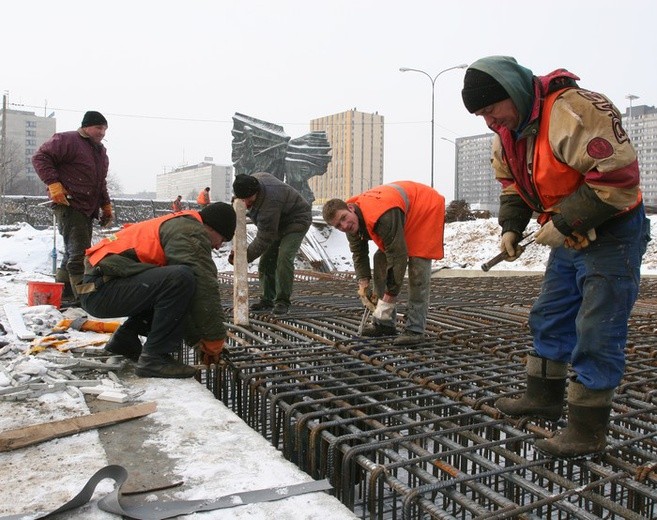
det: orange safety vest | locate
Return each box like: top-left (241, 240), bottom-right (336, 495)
top-left (532, 89), bottom-right (585, 212)
top-left (197, 190), bottom-right (210, 205)
top-left (347, 181), bottom-right (445, 259)
top-left (86, 210), bottom-right (203, 266)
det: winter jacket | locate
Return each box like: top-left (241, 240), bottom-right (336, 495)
top-left (469, 56), bottom-right (641, 237)
top-left (32, 130), bottom-right (110, 219)
top-left (245, 172), bottom-right (312, 263)
top-left (346, 181), bottom-right (445, 297)
top-left (83, 213), bottom-right (228, 341)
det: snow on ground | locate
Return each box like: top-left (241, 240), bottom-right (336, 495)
top-left (0, 216), bottom-right (656, 519)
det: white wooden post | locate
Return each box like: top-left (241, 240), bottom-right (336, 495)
top-left (232, 198), bottom-right (249, 326)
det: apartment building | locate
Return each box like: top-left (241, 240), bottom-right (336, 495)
top-left (0, 107), bottom-right (56, 195)
top-left (308, 109), bottom-right (384, 205)
top-left (155, 161), bottom-right (233, 205)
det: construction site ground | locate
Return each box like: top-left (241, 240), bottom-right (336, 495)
top-left (2, 269), bottom-right (657, 519)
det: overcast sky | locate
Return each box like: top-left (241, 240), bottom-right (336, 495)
top-left (3, 0), bottom-right (655, 200)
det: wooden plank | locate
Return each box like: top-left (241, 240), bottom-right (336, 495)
top-left (3, 303), bottom-right (36, 340)
top-left (0, 401), bottom-right (156, 452)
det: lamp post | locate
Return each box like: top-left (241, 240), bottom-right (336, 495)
top-left (399, 64), bottom-right (468, 188)
top-left (626, 94), bottom-right (639, 141)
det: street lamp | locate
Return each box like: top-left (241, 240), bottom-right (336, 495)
top-left (626, 94), bottom-right (639, 141)
top-left (399, 64), bottom-right (468, 188)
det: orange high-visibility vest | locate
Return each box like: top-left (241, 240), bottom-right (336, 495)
top-left (197, 189), bottom-right (210, 205)
top-left (348, 181), bottom-right (445, 259)
top-left (86, 211), bottom-right (203, 266)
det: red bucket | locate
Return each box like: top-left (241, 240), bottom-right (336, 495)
top-left (27, 281), bottom-right (65, 308)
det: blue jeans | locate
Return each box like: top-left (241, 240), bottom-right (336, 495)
top-left (529, 206), bottom-right (650, 390)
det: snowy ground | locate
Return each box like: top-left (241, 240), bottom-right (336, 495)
top-left (0, 216), bottom-right (656, 519)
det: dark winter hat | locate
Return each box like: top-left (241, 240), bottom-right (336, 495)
top-left (81, 111), bottom-right (108, 128)
top-left (232, 174), bottom-right (260, 199)
top-left (461, 69), bottom-right (510, 113)
top-left (200, 202), bottom-right (236, 241)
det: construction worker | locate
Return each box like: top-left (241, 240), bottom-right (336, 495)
top-left (78, 202), bottom-right (236, 378)
top-left (322, 181), bottom-right (445, 345)
top-left (32, 110), bottom-right (113, 307)
top-left (172, 195), bottom-right (183, 212)
top-left (197, 187), bottom-right (211, 207)
top-left (230, 173), bottom-right (311, 315)
top-left (461, 56), bottom-right (650, 457)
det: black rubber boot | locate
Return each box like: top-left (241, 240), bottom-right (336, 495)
top-left (495, 354), bottom-right (567, 421)
top-left (135, 353), bottom-right (197, 379)
top-left (361, 322), bottom-right (397, 337)
top-left (104, 326), bottom-right (143, 362)
top-left (250, 300), bottom-right (273, 311)
top-left (535, 381), bottom-right (613, 458)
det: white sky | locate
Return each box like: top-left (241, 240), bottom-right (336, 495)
top-left (3, 0), bottom-right (656, 198)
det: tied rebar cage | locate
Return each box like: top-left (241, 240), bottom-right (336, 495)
top-left (190, 273), bottom-right (657, 519)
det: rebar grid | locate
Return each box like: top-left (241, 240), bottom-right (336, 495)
top-left (195, 274), bottom-right (657, 519)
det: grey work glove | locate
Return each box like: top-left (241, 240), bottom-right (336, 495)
top-left (499, 231), bottom-right (522, 261)
top-left (372, 299), bottom-right (395, 322)
top-left (535, 220), bottom-right (566, 248)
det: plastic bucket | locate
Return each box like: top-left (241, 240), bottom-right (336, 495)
top-left (27, 281), bottom-right (65, 308)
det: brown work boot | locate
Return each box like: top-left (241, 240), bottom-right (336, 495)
top-left (495, 354), bottom-right (567, 421)
top-left (104, 327), bottom-right (142, 362)
top-left (361, 323), bottom-right (397, 337)
top-left (535, 381), bottom-right (613, 458)
top-left (135, 353), bottom-right (197, 379)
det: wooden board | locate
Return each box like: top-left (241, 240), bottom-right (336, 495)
top-left (0, 401), bottom-right (156, 452)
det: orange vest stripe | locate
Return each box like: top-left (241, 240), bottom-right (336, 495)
top-left (86, 211), bottom-right (203, 266)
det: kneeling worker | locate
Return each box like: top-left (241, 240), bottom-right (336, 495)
top-left (78, 202), bottom-right (236, 378)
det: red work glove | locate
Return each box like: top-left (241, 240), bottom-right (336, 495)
top-left (48, 182), bottom-right (70, 205)
top-left (99, 203), bottom-right (113, 227)
top-left (198, 339), bottom-right (225, 366)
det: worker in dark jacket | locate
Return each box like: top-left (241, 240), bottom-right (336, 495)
top-left (78, 202), bottom-right (236, 379)
top-left (230, 172), bottom-right (312, 315)
top-left (461, 56), bottom-right (650, 457)
top-left (32, 111), bottom-right (112, 306)
top-left (323, 181), bottom-right (445, 345)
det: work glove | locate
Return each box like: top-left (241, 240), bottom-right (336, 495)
top-left (357, 280), bottom-right (377, 312)
top-left (534, 220), bottom-right (566, 248)
top-left (372, 299), bottom-right (395, 322)
top-left (197, 338), bottom-right (225, 366)
top-left (99, 204), bottom-right (113, 227)
top-left (48, 182), bottom-right (70, 205)
top-left (564, 229), bottom-right (596, 250)
top-left (228, 250), bottom-right (235, 265)
top-left (499, 231), bottom-right (522, 261)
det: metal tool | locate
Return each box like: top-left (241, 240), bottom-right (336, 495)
top-left (481, 234), bottom-right (535, 272)
top-left (357, 307), bottom-right (371, 335)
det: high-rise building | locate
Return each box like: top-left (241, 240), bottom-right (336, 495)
top-left (155, 161), bottom-right (233, 204)
top-left (0, 107), bottom-right (56, 195)
top-left (454, 133), bottom-right (498, 214)
top-left (308, 109), bottom-right (384, 204)
top-left (623, 104), bottom-right (657, 206)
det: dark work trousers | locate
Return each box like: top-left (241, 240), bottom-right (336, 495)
top-left (80, 265), bottom-right (196, 356)
top-left (258, 231), bottom-right (306, 306)
top-left (53, 205), bottom-right (94, 278)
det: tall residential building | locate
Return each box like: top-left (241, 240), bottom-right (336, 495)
top-left (454, 133), bottom-right (498, 214)
top-left (0, 107), bottom-right (56, 195)
top-left (308, 109), bottom-right (384, 204)
top-left (623, 105), bottom-right (657, 206)
top-left (155, 161), bottom-right (233, 205)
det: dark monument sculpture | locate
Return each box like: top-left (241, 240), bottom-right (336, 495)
top-left (231, 113), bottom-right (332, 204)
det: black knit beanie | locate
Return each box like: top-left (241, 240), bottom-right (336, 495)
top-left (81, 111), bottom-right (108, 128)
top-left (232, 174), bottom-right (260, 199)
top-left (461, 69), bottom-right (510, 113)
top-left (199, 202), bottom-right (236, 241)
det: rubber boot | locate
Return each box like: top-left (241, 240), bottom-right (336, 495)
top-left (104, 325), bottom-right (143, 362)
top-left (495, 354), bottom-right (567, 420)
top-left (55, 268), bottom-right (73, 300)
top-left (535, 380), bottom-right (613, 458)
top-left (135, 353), bottom-right (197, 379)
top-left (65, 273), bottom-right (83, 308)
